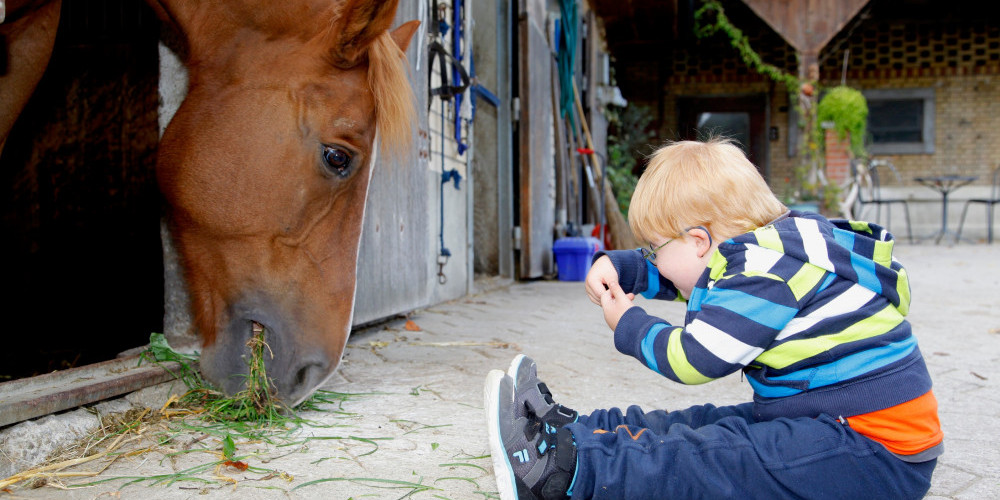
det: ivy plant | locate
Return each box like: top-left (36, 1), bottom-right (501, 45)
top-left (606, 103), bottom-right (655, 217)
top-left (693, 1), bottom-right (800, 96)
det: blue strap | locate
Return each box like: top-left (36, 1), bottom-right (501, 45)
top-left (468, 54), bottom-right (499, 122)
top-left (451, 0), bottom-right (467, 155)
top-left (442, 169), bottom-right (462, 189)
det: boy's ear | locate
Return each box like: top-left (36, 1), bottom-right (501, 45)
top-left (691, 227), bottom-right (714, 258)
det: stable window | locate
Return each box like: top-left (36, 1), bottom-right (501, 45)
top-left (863, 88), bottom-right (935, 154)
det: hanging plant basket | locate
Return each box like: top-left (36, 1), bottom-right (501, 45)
top-left (816, 86), bottom-right (869, 159)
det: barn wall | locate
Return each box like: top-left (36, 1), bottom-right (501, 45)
top-left (352, 0), bottom-right (475, 324)
top-left (471, 0), bottom-right (515, 280)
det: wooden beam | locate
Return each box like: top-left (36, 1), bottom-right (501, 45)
top-left (0, 355), bottom-right (186, 428)
top-left (742, 0), bottom-right (870, 55)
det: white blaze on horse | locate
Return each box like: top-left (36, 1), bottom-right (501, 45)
top-left (1, 0), bottom-right (418, 405)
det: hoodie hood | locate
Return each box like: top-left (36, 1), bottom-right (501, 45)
top-left (724, 210), bottom-right (910, 315)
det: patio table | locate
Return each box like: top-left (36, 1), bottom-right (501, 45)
top-left (914, 175), bottom-right (978, 244)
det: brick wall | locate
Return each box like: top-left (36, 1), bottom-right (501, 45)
top-left (615, 1), bottom-right (1000, 201)
top-left (824, 129), bottom-right (852, 186)
top-left (820, 13), bottom-right (1000, 187)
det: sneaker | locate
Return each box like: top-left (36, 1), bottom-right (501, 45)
top-left (507, 354), bottom-right (578, 428)
top-left (485, 369), bottom-right (577, 500)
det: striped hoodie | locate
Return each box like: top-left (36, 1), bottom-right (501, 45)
top-left (602, 211), bottom-right (934, 424)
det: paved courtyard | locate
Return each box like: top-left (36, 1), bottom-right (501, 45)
top-left (1, 243), bottom-right (997, 499)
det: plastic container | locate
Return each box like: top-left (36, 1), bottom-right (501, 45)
top-left (553, 237), bottom-right (603, 281)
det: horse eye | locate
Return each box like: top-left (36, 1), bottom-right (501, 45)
top-left (321, 145), bottom-right (353, 177)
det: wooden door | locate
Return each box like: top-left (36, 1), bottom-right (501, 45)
top-left (516, 4), bottom-right (556, 278)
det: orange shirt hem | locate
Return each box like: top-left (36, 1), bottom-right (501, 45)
top-left (846, 390), bottom-right (943, 456)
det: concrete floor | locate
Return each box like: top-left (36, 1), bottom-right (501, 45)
top-left (0, 242), bottom-right (997, 499)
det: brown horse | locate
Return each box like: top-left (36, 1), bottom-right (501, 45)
top-left (1, 0), bottom-right (418, 405)
top-left (0, 0), bottom-right (63, 156)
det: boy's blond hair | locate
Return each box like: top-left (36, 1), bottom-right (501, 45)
top-left (628, 138), bottom-right (787, 245)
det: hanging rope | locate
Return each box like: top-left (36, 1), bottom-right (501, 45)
top-left (556, 0), bottom-right (578, 130)
top-left (437, 109), bottom-right (452, 284)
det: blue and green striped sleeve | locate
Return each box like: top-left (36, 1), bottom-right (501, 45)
top-left (614, 271), bottom-right (800, 384)
top-left (598, 249), bottom-right (681, 301)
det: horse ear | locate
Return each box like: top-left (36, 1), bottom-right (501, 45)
top-left (390, 20), bottom-right (421, 54)
top-left (328, 0), bottom-right (402, 68)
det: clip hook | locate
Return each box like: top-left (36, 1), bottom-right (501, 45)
top-left (437, 254), bottom-right (449, 285)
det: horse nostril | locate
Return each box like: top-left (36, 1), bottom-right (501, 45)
top-left (294, 362), bottom-right (323, 388)
top-left (295, 365), bottom-right (310, 387)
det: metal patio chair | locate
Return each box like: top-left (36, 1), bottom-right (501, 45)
top-left (853, 158), bottom-right (914, 243)
top-left (955, 165), bottom-right (1000, 244)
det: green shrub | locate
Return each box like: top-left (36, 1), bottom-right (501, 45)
top-left (606, 104), bottom-right (655, 216)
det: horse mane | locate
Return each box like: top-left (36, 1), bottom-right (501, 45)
top-left (368, 32), bottom-right (415, 162)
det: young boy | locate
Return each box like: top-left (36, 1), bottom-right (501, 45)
top-left (485, 138), bottom-right (942, 499)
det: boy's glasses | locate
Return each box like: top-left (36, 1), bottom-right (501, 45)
top-left (640, 238), bottom-right (674, 263)
top-left (639, 226), bottom-right (711, 263)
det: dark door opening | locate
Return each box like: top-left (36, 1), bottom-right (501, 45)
top-left (0, 0), bottom-right (163, 380)
top-left (677, 94), bottom-right (770, 181)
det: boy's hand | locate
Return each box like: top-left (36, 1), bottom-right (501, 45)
top-left (599, 282), bottom-right (635, 331)
top-left (585, 255), bottom-right (620, 305)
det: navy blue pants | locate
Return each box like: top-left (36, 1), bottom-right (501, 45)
top-left (566, 402), bottom-right (936, 500)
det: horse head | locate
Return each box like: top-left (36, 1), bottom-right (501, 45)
top-left (150, 0), bottom-right (417, 404)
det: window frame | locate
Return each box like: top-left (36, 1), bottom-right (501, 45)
top-left (863, 88), bottom-right (936, 155)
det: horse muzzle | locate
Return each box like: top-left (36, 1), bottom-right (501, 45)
top-left (198, 297), bottom-right (339, 406)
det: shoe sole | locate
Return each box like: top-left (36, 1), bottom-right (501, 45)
top-left (507, 353), bottom-right (531, 388)
top-left (485, 369), bottom-right (518, 500)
